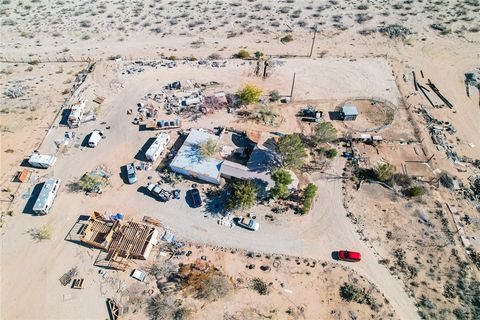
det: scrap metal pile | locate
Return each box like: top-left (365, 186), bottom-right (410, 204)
top-left (417, 107), bottom-right (460, 163)
top-left (131, 80), bottom-right (229, 128)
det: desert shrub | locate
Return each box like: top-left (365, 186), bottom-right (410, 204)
top-left (325, 148), bottom-right (338, 158)
top-left (251, 277), bottom-right (269, 295)
top-left (301, 183), bottom-right (318, 215)
top-left (339, 283), bottom-right (377, 310)
top-left (254, 51), bottom-right (264, 59)
top-left (107, 54), bottom-right (122, 60)
top-left (29, 224), bottom-right (53, 241)
top-left (392, 173), bottom-right (412, 187)
top-left (269, 90), bottom-right (280, 101)
top-left (208, 53), bottom-right (221, 60)
top-left (280, 34), bottom-right (294, 43)
top-left (237, 84), bottom-right (262, 105)
top-left (177, 261), bottom-right (232, 301)
top-left (373, 162), bottom-right (395, 182)
top-left (147, 294), bottom-right (188, 319)
top-left (235, 49), bottom-right (250, 59)
top-left (403, 185), bottom-right (425, 197)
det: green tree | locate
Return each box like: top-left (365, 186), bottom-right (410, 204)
top-left (270, 168), bottom-right (293, 199)
top-left (199, 138), bottom-right (219, 158)
top-left (276, 133), bottom-right (307, 168)
top-left (312, 122), bottom-right (337, 145)
top-left (301, 183), bottom-right (318, 215)
top-left (226, 179), bottom-right (257, 210)
top-left (373, 162), bottom-right (395, 182)
top-left (237, 84), bottom-right (262, 105)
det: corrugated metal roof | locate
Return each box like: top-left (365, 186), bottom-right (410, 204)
top-left (33, 178), bottom-right (61, 212)
top-left (342, 105), bottom-right (359, 116)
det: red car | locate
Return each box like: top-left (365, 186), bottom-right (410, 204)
top-left (338, 250), bottom-right (361, 262)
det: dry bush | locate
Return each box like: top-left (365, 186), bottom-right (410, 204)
top-left (177, 261), bottom-right (233, 301)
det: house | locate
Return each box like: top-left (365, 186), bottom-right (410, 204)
top-left (32, 178), bottom-right (61, 215)
top-left (170, 128), bottom-right (299, 192)
top-left (170, 129), bottom-right (223, 184)
top-left (341, 105), bottom-right (359, 121)
top-left (145, 133), bottom-right (170, 162)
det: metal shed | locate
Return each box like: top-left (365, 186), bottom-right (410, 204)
top-left (342, 105), bottom-right (359, 121)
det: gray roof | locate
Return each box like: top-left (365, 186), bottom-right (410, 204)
top-left (33, 178), bottom-right (61, 212)
top-left (342, 105), bottom-right (359, 116)
top-left (169, 129), bottom-right (222, 181)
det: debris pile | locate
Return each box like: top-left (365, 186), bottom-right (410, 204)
top-left (417, 107), bottom-right (459, 162)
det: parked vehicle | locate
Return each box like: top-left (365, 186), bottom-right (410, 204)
top-left (28, 151), bottom-right (57, 169)
top-left (32, 178), bottom-right (61, 215)
top-left (189, 188), bottom-right (202, 207)
top-left (146, 183), bottom-right (171, 202)
top-left (88, 130), bottom-right (103, 147)
top-left (125, 163), bottom-right (137, 184)
top-left (234, 217), bottom-right (259, 231)
top-left (338, 250), bottom-right (361, 262)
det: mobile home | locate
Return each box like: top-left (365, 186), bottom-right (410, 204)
top-left (28, 151), bottom-right (57, 169)
top-left (67, 100), bottom-right (85, 128)
top-left (145, 133), bottom-right (170, 162)
top-left (33, 178), bottom-right (61, 215)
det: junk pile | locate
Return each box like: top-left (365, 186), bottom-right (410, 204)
top-left (417, 107), bottom-right (459, 162)
top-left (77, 167), bottom-right (111, 194)
top-left (297, 105), bottom-right (323, 123)
top-left (4, 83), bottom-right (28, 98)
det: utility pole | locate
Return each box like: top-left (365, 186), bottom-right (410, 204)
top-left (309, 29), bottom-right (317, 57)
top-left (290, 72), bottom-right (296, 98)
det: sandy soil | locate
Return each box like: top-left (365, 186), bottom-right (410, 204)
top-left (1, 1), bottom-right (480, 320)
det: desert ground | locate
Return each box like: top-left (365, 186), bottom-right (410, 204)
top-left (1, 1), bottom-right (480, 320)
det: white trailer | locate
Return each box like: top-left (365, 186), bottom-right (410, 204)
top-left (145, 133), bottom-right (170, 162)
top-left (28, 151), bottom-right (57, 169)
top-left (67, 100), bottom-right (85, 128)
top-left (32, 178), bottom-right (61, 215)
top-left (88, 130), bottom-right (103, 148)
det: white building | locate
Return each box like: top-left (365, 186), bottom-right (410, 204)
top-left (33, 178), bottom-right (61, 215)
top-left (145, 133), bottom-right (170, 162)
top-left (170, 129), bottom-right (222, 184)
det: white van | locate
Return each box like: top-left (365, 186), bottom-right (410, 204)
top-left (88, 130), bottom-right (103, 148)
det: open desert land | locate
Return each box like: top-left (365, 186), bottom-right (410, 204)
top-left (1, 1), bottom-right (480, 320)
